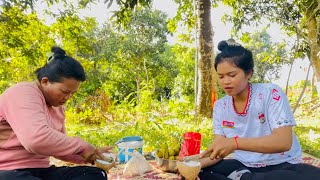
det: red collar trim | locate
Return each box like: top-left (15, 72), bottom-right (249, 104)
top-left (232, 84), bottom-right (251, 115)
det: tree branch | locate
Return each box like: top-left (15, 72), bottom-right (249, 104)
top-left (301, 5), bottom-right (320, 29)
top-left (310, 103), bottom-right (320, 111)
top-left (263, 12), bottom-right (310, 44)
top-left (298, 96), bottom-right (320, 106)
top-left (286, 33), bottom-right (301, 95)
top-left (293, 62), bottom-right (312, 114)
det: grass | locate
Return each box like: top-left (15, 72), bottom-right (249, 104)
top-left (65, 91), bottom-right (320, 159)
top-left (66, 113), bottom-right (320, 159)
top-left (295, 119), bottom-right (320, 158)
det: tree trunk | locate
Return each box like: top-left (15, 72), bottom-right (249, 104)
top-left (136, 62), bottom-right (141, 103)
top-left (196, 0), bottom-right (217, 118)
top-left (306, 9), bottom-right (320, 80)
top-left (311, 73), bottom-right (316, 100)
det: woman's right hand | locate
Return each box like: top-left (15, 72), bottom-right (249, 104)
top-left (200, 135), bottom-right (236, 160)
top-left (95, 146), bottom-right (114, 160)
top-left (81, 146), bottom-right (97, 165)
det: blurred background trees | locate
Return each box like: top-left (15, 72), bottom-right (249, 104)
top-left (0, 0), bottom-right (319, 157)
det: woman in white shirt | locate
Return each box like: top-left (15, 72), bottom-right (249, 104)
top-left (198, 39), bottom-right (320, 180)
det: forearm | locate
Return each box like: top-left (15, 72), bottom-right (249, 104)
top-left (55, 155), bottom-right (86, 164)
top-left (185, 152), bottom-right (221, 168)
top-left (237, 132), bottom-right (292, 153)
top-left (24, 129), bottom-right (93, 157)
top-left (200, 157), bottom-right (221, 168)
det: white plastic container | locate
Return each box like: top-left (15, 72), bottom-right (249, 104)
top-left (116, 136), bottom-right (143, 163)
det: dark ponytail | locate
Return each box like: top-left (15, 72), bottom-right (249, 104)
top-left (35, 46), bottom-right (86, 82)
top-left (214, 39), bottom-right (254, 75)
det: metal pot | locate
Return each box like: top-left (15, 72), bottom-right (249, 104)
top-left (153, 151), bottom-right (178, 173)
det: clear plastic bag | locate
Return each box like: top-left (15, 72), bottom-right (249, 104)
top-left (123, 150), bottom-right (153, 177)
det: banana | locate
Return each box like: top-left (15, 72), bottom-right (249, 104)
top-left (169, 156), bottom-right (175, 160)
top-left (170, 138), bottom-right (181, 156)
top-left (156, 139), bottom-right (181, 159)
top-left (169, 146), bottom-right (176, 156)
top-left (164, 149), bottom-right (169, 159)
top-left (156, 149), bottom-right (164, 158)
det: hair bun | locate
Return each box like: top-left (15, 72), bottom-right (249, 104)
top-left (218, 39), bottom-right (242, 51)
top-left (217, 40), bottom-right (228, 51)
top-left (51, 46), bottom-right (66, 59)
top-left (226, 39), bottom-right (241, 47)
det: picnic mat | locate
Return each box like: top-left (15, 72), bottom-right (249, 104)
top-left (106, 153), bottom-right (320, 180)
top-left (302, 152), bottom-right (320, 168)
top-left (107, 161), bottom-right (179, 180)
top-left (50, 152), bottom-right (320, 180)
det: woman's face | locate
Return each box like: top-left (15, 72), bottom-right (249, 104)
top-left (217, 60), bottom-right (252, 97)
top-left (40, 77), bottom-right (81, 107)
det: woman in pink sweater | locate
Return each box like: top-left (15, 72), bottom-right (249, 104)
top-left (0, 47), bottom-right (111, 179)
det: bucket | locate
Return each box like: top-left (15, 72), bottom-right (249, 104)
top-left (116, 136), bottom-right (143, 163)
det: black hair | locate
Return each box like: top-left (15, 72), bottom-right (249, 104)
top-left (35, 47), bottom-right (86, 82)
top-left (214, 39), bottom-right (254, 74)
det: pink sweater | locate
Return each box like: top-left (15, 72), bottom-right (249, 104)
top-left (0, 82), bottom-right (93, 170)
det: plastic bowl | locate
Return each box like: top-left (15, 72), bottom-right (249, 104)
top-left (154, 151), bottom-right (178, 173)
top-left (95, 153), bottom-right (116, 172)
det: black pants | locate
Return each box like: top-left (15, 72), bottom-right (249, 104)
top-left (199, 159), bottom-right (320, 180)
top-left (0, 166), bottom-right (107, 180)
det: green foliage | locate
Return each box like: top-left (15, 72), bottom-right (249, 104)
top-left (153, 45), bottom-right (179, 99)
top-left (238, 28), bottom-right (290, 83)
top-left (66, 88), bottom-right (213, 152)
top-left (1, 0), bottom-right (36, 10)
top-left (2, 0), bottom-right (320, 160)
top-left (102, 0), bottom-right (153, 27)
top-left (222, 0), bottom-right (319, 67)
top-left (171, 44), bottom-right (195, 98)
top-left (66, 81), bottom-right (320, 158)
top-left (291, 80), bottom-right (311, 89)
top-left (286, 81), bottom-right (320, 157)
top-left (295, 124), bottom-right (320, 158)
top-left (287, 80), bottom-right (318, 117)
top-left (52, 12), bottom-right (98, 56)
top-left (90, 9), bottom-right (178, 103)
top-left (222, 0), bottom-right (306, 31)
top-left (168, 0), bottom-right (195, 33)
top-left (0, 6), bottom-right (54, 92)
